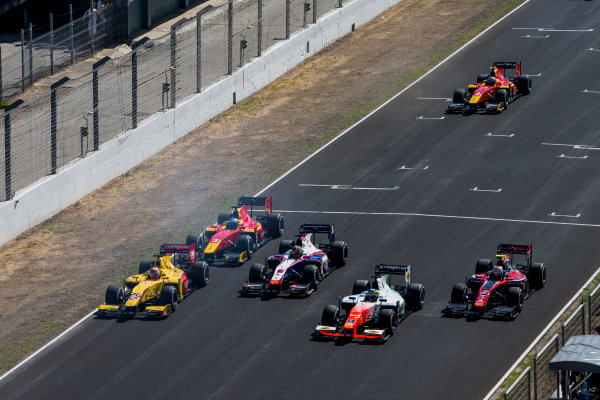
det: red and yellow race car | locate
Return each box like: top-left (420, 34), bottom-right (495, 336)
top-left (201, 196), bottom-right (284, 264)
top-left (447, 61), bottom-right (532, 113)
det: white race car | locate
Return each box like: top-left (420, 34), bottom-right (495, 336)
top-left (315, 264), bottom-right (425, 341)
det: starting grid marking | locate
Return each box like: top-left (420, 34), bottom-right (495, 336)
top-left (471, 187), bottom-right (502, 193)
top-left (298, 184), bottom-right (400, 191)
top-left (582, 89), bottom-right (600, 94)
top-left (274, 209), bottom-right (600, 228)
top-left (513, 28), bottom-right (594, 32)
top-left (542, 143), bottom-right (600, 151)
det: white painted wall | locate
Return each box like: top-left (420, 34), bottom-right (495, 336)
top-left (0, 0), bottom-right (402, 246)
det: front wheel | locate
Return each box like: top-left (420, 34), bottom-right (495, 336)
top-left (138, 260), bottom-right (154, 274)
top-left (237, 234), bottom-right (254, 259)
top-left (453, 88), bottom-right (466, 103)
top-left (352, 279), bottom-right (371, 295)
top-left (322, 305), bottom-right (339, 326)
top-left (495, 89), bottom-right (509, 108)
top-left (302, 265), bottom-right (320, 290)
top-left (278, 239), bottom-right (295, 254)
top-left (105, 284), bottom-right (124, 305)
top-left (249, 263), bottom-right (267, 283)
top-left (507, 286), bottom-right (524, 308)
top-left (451, 282), bottom-right (467, 304)
top-left (159, 285), bottom-right (179, 312)
top-left (379, 309), bottom-right (397, 332)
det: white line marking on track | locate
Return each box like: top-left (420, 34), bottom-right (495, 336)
top-left (521, 34), bottom-right (550, 38)
top-left (529, 73), bottom-right (542, 77)
top-left (587, 48), bottom-right (600, 52)
top-left (549, 212), bottom-right (581, 218)
top-left (486, 132), bottom-right (515, 137)
top-left (484, 266), bottom-right (600, 400)
top-left (513, 28), bottom-right (593, 32)
top-left (417, 116), bottom-right (445, 120)
top-left (471, 187), bottom-right (502, 193)
top-left (582, 89), bottom-right (600, 94)
top-left (417, 97), bottom-right (451, 101)
top-left (558, 154), bottom-right (588, 159)
top-left (542, 143), bottom-right (600, 151)
top-left (273, 210), bottom-right (600, 228)
top-left (398, 165), bottom-right (429, 170)
top-left (298, 184), bottom-right (400, 191)
top-left (3, 0), bottom-right (538, 384)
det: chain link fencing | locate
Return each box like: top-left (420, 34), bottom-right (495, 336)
top-left (0, 0), bottom-right (350, 202)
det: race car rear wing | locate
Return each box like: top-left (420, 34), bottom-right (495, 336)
top-left (496, 243), bottom-right (532, 266)
top-left (159, 243), bottom-right (196, 264)
top-left (299, 223), bottom-right (335, 243)
top-left (237, 196), bottom-right (272, 216)
top-left (375, 264), bottom-right (411, 287)
top-left (493, 61), bottom-right (521, 76)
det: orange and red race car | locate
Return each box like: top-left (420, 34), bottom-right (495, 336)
top-left (201, 196), bottom-right (284, 264)
top-left (448, 61), bottom-right (532, 113)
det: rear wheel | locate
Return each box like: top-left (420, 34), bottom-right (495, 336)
top-left (278, 239), bottom-right (295, 254)
top-left (249, 263), bottom-right (267, 283)
top-left (451, 282), bottom-right (467, 304)
top-left (302, 265), bottom-right (320, 290)
top-left (352, 279), bottom-right (371, 295)
top-left (406, 283), bottom-right (425, 311)
top-left (266, 213), bottom-right (284, 238)
top-left (507, 286), bottom-right (524, 308)
top-left (105, 284), bottom-right (124, 305)
top-left (190, 261), bottom-right (209, 287)
top-left (379, 309), bottom-right (397, 332)
top-left (322, 305), bottom-right (339, 326)
top-left (528, 262), bottom-right (546, 290)
top-left (237, 234), bottom-right (254, 259)
top-left (453, 88), bottom-right (466, 103)
top-left (159, 285), bottom-right (178, 311)
top-left (475, 259), bottom-right (493, 274)
top-left (138, 260), bottom-right (154, 274)
top-left (330, 241), bottom-right (348, 267)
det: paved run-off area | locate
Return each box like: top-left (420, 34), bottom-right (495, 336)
top-left (0, 0), bottom-right (523, 373)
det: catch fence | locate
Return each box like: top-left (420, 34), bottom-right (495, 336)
top-left (0, 0), bottom-right (348, 201)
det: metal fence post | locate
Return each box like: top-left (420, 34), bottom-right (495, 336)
top-left (313, 0), bottom-right (317, 23)
top-left (20, 29), bottom-right (25, 93)
top-left (70, 4), bottom-right (74, 64)
top-left (285, 0), bottom-right (290, 39)
top-left (228, 0), bottom-right (233, 75)
top-left (3, 100), bottom-right (21, 200)
top-left (131, 38), bottom-right (147, 129)
top-left (196, 6), bottom-right (212, 93)
top-left (50, 77), bottom-right (70, 174)
top-left (28, 23), bottom-right (33, 87)
top-left (338, 0), bottom-right (342, 8)
top-left (257, 0), bottom-right (262, 56)
top-left (527, 368), bottom-right (531, 400)
top-left (556, 336), bottom-right (560, 399)
top-left (0, 47), bottom-right (3, 101)
top-left (561, 324), bottom-right (565, 346)
top-left (533, 355), bottom-right (538, 400)
top-left (50, 13), bottom-right (54, 75)
top-left (582, 301), bottom-right (586, 335)
top-left (303, 3), bottom-right (309, 27)
top-left (93, 56), bottom-right (110, 151)
top-left (589, 294), bottom-right (592, 334)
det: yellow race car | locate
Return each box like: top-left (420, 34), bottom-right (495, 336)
top-left (98, 254), bottom-right (209, 318)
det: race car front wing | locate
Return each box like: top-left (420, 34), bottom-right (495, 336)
top-left (445, 303), bottom-right (519, 319)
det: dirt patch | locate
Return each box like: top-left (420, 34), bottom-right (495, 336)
top-left (0, 0), bottom-right (523, 374)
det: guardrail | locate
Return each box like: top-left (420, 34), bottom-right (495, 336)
top-left (0, 0), bottom-right (348, 202)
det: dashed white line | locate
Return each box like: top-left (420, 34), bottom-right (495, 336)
top-left (471, 187), bottom-right (502, 193)
top-left (513, 28), bottom-right (593, 32)
top-left (587, 48), bottom-right (600, 52)
top-left (529, 73), bottom-right (542, 77)
top-left (417, 97), bottom-right (451, 101)
top-left (549, 212), bottom-right (581, 218)
top-left (274, 210), bottom-right (600, 228)
top-left (582, 89), bottom-right (600, 94)
top-left (417, 116), bottom-right (445, 120)
top-left (542, 143), bottom-right (600, 151)
top-left (521, 34), bottom-right (550, 38)
top-left (486, 132), bottom-right (515, 137)
top-left (558, 154), bottom-right (588, 159)
top-left (298, 184), bottom-right (400, 191)
top-left (398, 165), bottom-right (429, 170)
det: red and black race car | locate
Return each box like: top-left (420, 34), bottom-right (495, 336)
top-left (445, 243), bottom-right (546, 320)
top-left (447, 61), bottom-right (532, 113)
top-left (200, 196), bottom-right (284, 265)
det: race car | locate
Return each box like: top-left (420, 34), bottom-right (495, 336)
top-left (97, 254), bottom-right (209, 318)
top-left (201, 196), bottom-right (284, 264)
top-left (445, 243), bottom-right (546, 320)
top-left (447, 61), bottom-right (532, 113)
top-left (242, 223), bottom-right (348, 296)
top-left (314, 264), bottom-right (425, 341)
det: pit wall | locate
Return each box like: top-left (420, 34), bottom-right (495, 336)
top-left (0, 0), bottom-right (402, 246)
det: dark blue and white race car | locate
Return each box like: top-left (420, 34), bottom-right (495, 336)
top-left (241, 224), bottom-right (348, 296)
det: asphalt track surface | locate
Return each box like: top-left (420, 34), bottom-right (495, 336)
top-left (3, 0), bottom-right (600, 399)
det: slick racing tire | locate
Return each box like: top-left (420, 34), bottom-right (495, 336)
top-left (528, 262), bottom-right (546, 290)
top-left (453, 88), bottom-right (466, 103)
top-left (475, 259), bottom-right (493, 275)
top-left (495, 89), bottom-right (509, 108)
top-left (278, 239), bottom-right (295, 254)
top-left (105, 284), bottom-right (124, 305)
top-left (249, 263), bottom-right (267, 283)
top-left (330, 241), bottom-right (348, 267)
top-left (303, 265), bottom-right (320, 290)
top-left (352, 279), bottom-right (371, 295)
top-left (507, 286), bottom-right (524, 308)
top-left (450, 282), bottom-right (467, 304)
top-left (237, 234), bottom-right (255, 259)
top-left (266, 213), bottom-right (284, 238)
top-left (379, 309), bottom-right (397, 332)
top-left (138, 260), bottom-right (155, 274)
top-left (159, 285), bottom-right (178, 311)
top-left (186, 233), bottom-right (204, 253)
top-left (477, 73), bottom-right (489, 83)
top-left (190, 261), bottom-right (209, 287)
top-left (516, 75), bottom-right (532, 95)
top-left (322, 305), bottom-right (339, 326)
top-left (217, 212), bottom-right (231, 224)
top-left (406, 283), bottom-right (425, 311)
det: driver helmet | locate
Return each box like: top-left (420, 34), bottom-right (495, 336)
top-left (496, 255), bottom-right (510, 270)
top-left (226, 218), bottom-right (239, 230)
top-left (487, 76), bottom-right (496, 85)
top-left (291, 245), bottom-right (303, 258)
top-left (149, 266), bottom-right (161, 280)
top-left (489, 266), bottom-right (503, 281)
top-left (364, 288), bottom-right (379, 302)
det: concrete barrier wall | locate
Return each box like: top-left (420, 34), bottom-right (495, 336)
top-left (0, 0), bottom-right (402, 246)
